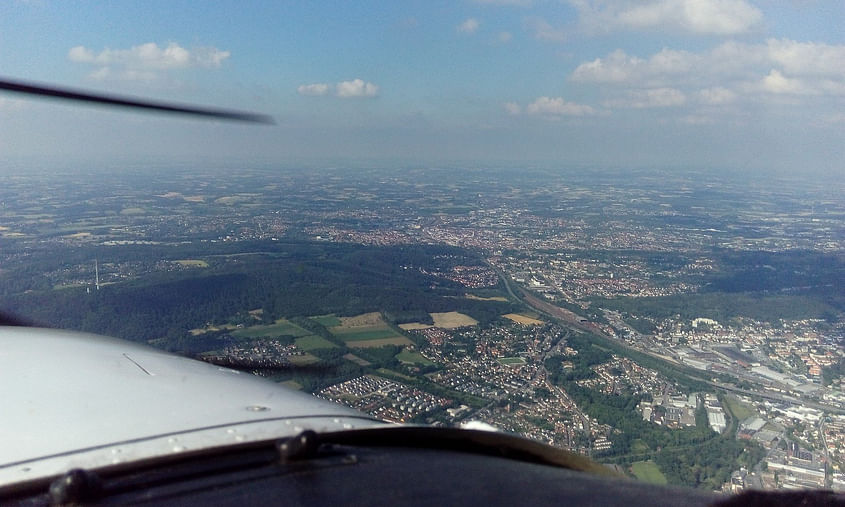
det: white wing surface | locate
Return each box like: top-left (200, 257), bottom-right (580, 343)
top-left (0, 326), bottom-right (382, 485)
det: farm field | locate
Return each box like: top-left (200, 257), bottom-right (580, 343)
top-left (295, 335), bottom-right (338, 351)
top-left (343, 353), bottom-right (372, 366)
top-left (398, 322), bottom-right (432, 330)
top-left (328, 312), bottom-right (408, 346)
top-left (630, 461), bottom-right (668, 485)
top-left (465, 293), bottom-right (508, 302)
top-left (310, 314), bottom-right (342, 327)
top-left (431, 312), bottom-right (478, 328)
top-left (231, 319), bottom-right (310, 339)
top-left (503, 313), bottom-right (544, 325)
top-left (334, 327), bottom-right (400, 342)
top-left (396, 349), bottom-right (435, 366)
top-left (336, 312), bottom-right (383, 327)
top-left (287, 353), bottom-right (319, 366)
top-left (189, 324), bottom-right (237, 335)
top-left (348, 337), bottom-right (413, 348)
top-left (399, 311), bottom-right (478, 330)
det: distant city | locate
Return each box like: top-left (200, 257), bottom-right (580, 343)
top-left (0, 166), bottom-right (842, 492)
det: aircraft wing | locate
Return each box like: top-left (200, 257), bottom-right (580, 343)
top-left (0, 326), bottom-right (382, 486)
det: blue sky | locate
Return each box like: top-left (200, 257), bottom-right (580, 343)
top-left (0, 1), bottom-right (843, 177)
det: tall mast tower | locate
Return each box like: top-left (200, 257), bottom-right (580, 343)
top-left (95, 258), bottom-right (100, 290)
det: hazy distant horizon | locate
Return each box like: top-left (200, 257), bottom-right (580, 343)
top-left (1, 2), bottom-right (843, 179)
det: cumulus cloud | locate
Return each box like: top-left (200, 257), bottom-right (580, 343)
top-left (458, 18), bottom-right (480, 34)
top-left (570, 38), bottom-right (845, 111)
top-left (297, 83), bottom-right (331, 96)
top-left (504, 102), bottom-right (522, 115)
top-left (68, 42), bottom-right (230, 83)
top-left (335, 79), bottom-right (379, 98)
top-left (298, 79), bottom-right (380, 99)
top-left (760, 69), bottom-right (809, 95)
top-left (524, 96), bottom-right (596, 116)
top-left (68, 42), bottom-right (229, 70)
top-left (604, 88), bottom-right (687, 108)
top-left (697, 86), bottom-right (737, 104)
top-left (764, 39), bottom-right (845, 78)
top-left (524, 17), bottom-right (566, 42)
top-left (571, 0), bottom-right (762, 35)
top-left (571, 48), bottom-right (694, 84)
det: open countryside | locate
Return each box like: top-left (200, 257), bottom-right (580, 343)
top-left (503, 313), bottom-right (544, 325)
top-left (631, 461), bottom-right (668, 485)
top-left (294, 335), bottom-right (338, 351)
top-left (399, 311), bottom-right (478, 330)
top-left (231, 319), bottom-right (310, 339)
top-left (329, 312), bottom-right (410, 347)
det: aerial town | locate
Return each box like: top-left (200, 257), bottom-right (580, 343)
top-left (1, 166), bottom-right (842, 492)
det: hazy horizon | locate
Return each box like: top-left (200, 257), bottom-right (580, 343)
top-left (1, 1), bottom-right (843, 178)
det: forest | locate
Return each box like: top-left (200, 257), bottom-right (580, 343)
top-left (593, 249), bottom-right (844, 325)
top-left (0, 240), bottom-right (520, 345)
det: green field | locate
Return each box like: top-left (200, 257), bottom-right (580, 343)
top-left (631, 461), bottom-right (668, 485)
top-left (396, 349), bottom-right (435, 366)
top-left (231, 319), bottom-right (310, 339)
top-left (287, 353), bottom-right (319, 365)
top-left (295, 335), bottom-right (339, 351)
top-left (347, 337), bottom-right (413, 348)
top-left (331, 327), bottom-right (401, 342)
top-left (343, 353), bottom-right (372, 366)
top-left (723, 395), bottom-right (756, 421)
top-left (310, 314), bottom-right (342, 327)
top-left (497, 357), bottom-right (526, 365)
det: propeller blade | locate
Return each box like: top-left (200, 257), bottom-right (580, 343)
top-left (0, 77), bottom-right (275, 124)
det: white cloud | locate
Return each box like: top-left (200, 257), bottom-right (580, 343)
top-left (335, 79), bottom-right (379, 98)
top-left (760, 69), bottom-right (810, 95)
top-left (697, 86), bottom-right (736, 104)
top-left (297, 83), bottom-right (331, 96)
top-left (526, 96), bottom-right (595, 116)
top-left (68, 42), bottom-right (229, 70)
top-left (571, 0), bottom-right (762, 35)
top-left (765, 39), bottom-right (845, 79)
top-left (68, 46), bottom-right (95, 63)
top-left (571, 48), bottom-right (694, 84)
top-left (498, 31), bottom-right (513, 43)
top-left (298, 79), bottom-right (380, 99)
top-left (524, 17), bottom-right (566, 42)
top-left (504, 102), bottom-right (522, 115)
top-left (604, 88), bottom-right (687, 108)
top-left (458, 18), bottom-right (480, 34)
top-left (68, 42), bottom-right (229, 84)
top-left (570, 39), bottom-right (845, 110)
